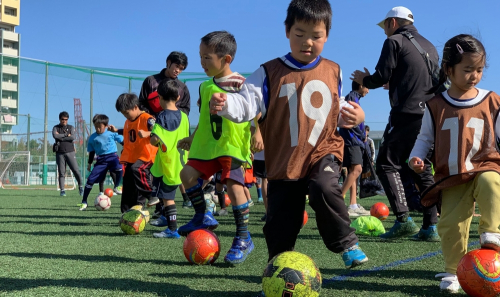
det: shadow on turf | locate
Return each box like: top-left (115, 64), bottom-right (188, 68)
top-left (0, 277), bottom-right (256, 296)
top-left (0, 230), bottom-right (125, 237)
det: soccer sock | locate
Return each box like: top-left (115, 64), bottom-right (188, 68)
top-left (82, 184), bottom-right (92, 204)
top-left (99, 182), bottom-right (104, 193)
top-left (186, 184), bottom-right (205, 215)
top-left (217, 191), bottom-right (226, 209)
top-left (164, 205), bottom-right (177, 231)
top-left (113, 170), bottom-right (123, 189)
top-left (257, 188), bottom-right (262, 199)
top-left (233, 202), bottom-right (249, 240)
top-left (182, 193), bottom-right (189, 202)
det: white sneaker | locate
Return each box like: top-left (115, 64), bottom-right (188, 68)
top-left (348, 205), bottom-right (370, 216)
top-left (113, 187), bottom-right (122, 195)
top-left (147, 196), bottom-right (160, 207)
top-left (435, 273), bottom-right (460, 293)
top-left (480, 232), bottom-right (500, 252)
top-left (347, 207), bottom-right (360, 217)
top-left (77, 203), bottom-right (88, 211)
top-left (355, 204), bottom-right (371, 216)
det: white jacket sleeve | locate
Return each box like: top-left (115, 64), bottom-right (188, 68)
top-left (218, 67), bottom-right (266, 123)
top-left (409, 108), bottom-right (435, 163)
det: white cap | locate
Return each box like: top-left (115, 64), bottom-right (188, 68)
top-left (377, 6), bottom-right (414, 28)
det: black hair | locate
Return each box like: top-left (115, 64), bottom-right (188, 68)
top-left (427, 34), bottom-right (487, 94)
top-left (395, 17), bottom-right (413, 27)
top-left (284, 0), bottom-right (332, 36)
top-left (92, 114), bottom-right (109, 126)
top-left (201, 31), bottom-right (237, 62)
top-left (59, 111), bottom-right (69, 120)
top-left (365, 125), bottom-right (370, 131)
top-left (115, 93), bottom-right (139, 112)
top-left (352, 80), bottom-right (361, 91)
top-left (166, 51), bottom-right (188, 69)
top-left (157, 80), bottom-right (179, 102)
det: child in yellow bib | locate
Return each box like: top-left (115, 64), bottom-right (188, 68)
top-left (177, 31), bottom-right (254, 264)
top-left (147, 80), bottom-right (189, 239)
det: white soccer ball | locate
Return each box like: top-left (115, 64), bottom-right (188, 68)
top-left (94, 194), bottom-right (111, 211)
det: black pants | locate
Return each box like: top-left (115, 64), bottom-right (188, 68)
top-left (263, 155), bottom-right (358, 261)
top-left (376, 117), bottom-right (438, 226)
top-left (121, 160), bottom-right (153, 213)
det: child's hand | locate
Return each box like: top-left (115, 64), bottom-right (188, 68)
top-left (177, 136), bottom-right (193, 151)
top-left (340, 101), bottom-right (365, 129)
top-left (87, 164), bottom-right (92, 172)
top-left (251, 131), bottom-right (264, 153)
top-left (210, 93), bottom-right (227, 114)
top-left (108, 125), bottom-right (118, 132)
top-left (409, 157), bottom-right (425, 173)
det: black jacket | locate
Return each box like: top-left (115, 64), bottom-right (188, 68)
top-left (363, 25), bottom-right (438, 121)
top-left (138, 69), bottom-right (191, 117)
top-left (52, 124), bottom-right (75, 153)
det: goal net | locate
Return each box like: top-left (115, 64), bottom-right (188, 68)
top-left (0, 151), bottom-right (30, 189)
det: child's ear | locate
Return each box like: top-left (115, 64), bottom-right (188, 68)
top-left (286, 27), bottom-right (290, 39)
top-left (176, 95), bottom-right (181, 101)
top-left (225, 54), bottom-right (233, 64)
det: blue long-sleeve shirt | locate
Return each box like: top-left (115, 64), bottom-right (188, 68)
top-left (87, 130), bottom-right (123, 155)
top-left (339, 90), bottom-right (365, 147)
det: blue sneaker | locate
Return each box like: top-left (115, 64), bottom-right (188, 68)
top-left (153, 228), bottom-right (181, 239)
top-left (178, 213), bottom-right (219, 236)
top-left (224, 233), bottom-right (254, 264)
top-left (412, 225), bottom-right (441, 242)
top-left (182, 201), bottom-right (193, 209)
top-left (379, 217), bottom-right (420, 240)
top-left (79, 186), bottom-right (84, 196)
top-left (60, 190), bottom-right (66, 197)
top-left (258, 197), bottom-right (263, 203)
top-left (150, 216), bottom-right (168, 227)
top-left (341, 243), bottom-right (368, 269)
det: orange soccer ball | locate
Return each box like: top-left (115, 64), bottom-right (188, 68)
top-left (370, 202), bottom-right (390, 221)
top-left (224, 194), bottom-right (231, 207)
top-left (457, 249), bottom-right (500, 297)
top-left (104, 188), bottom-right (114, 198)
top-left (183, 229), bottom-right (221, 265)
top-left (301, 210), bottom-right (308, 228)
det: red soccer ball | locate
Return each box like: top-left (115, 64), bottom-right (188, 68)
top-left (301, 210), bottom-right (308, 228)
top-left (370, 202), bottom-right (389, 221)
top-left (183, 229), bottom-right (221, 265)
top-left (104, 188), bottom-right (114, 198)
top-left (457, 249), bottom-right (500, 297)
top-left (224, 194), bottom-right (231, 207)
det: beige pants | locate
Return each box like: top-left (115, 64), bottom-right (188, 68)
top-left (439, 171), bottom-right (500, 274)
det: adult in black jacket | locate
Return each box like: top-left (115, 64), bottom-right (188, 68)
top-left (52, 111), bottom-right (83, 196)
top-left (351, 6), bottom-right (439, 241)
top-left (138, 51), bottom-right (190, 117)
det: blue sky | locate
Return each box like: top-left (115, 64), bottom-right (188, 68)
top-left (14, 0), bottom-right (500, 133)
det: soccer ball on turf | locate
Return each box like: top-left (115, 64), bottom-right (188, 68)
top-left (224, 194), bottom-right (231, 207)
top-left (370, 202), bottom-right (390, 221)
top-left (457, 248), bottom-right (500, 297)
top-left (183, 229), bottom-right (220, 265)
top-left (94, 194), bottom-right (111, 211)
top-left (104, 188), bottom-right (114, 198)
top-left (119, 209), bottom-right (146, 235)
top-left (130, 205), bottom-right (150, 224)
top-left (301, 210), bottom-right (308, 229)
top-left (262, 251), bottom-right (321, 297)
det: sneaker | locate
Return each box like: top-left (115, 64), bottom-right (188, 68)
top-left (153, 228), bottom-right (181, 239)
top-left (151, 210), bottom-right (162, 219)
top-left (341, 243), bottom-right (368, 269)
top-left (147, 196), bottom-right (160, 207)
top-left (380, 217), bottom-right (420, 240)
top-left (182, 201), bottom-right (193, 209)
top-left (435, 273), bottom-right (460, 293)
top-left (214, 208), bottom-right (229, 216)
top-left (351, 205), bottom-right (371, 216)
top-left (60, 190), bottom-right (66, 197)
top-left (206, 198), bottom-right (216, 214)
top-left (412, 225), bottom-right (441, 242)
top-left (98, 192), bottom-right (104, 196)
top-left (347, 207), bottom-right (360, 218)
top-left (79, 186), bottom-right (84, 196)
top-left (113, 187), bottom-right (122, 195)
top-left (178, 213), bottom-right (219, 236)
top-left (258, 197), bottom-right (264, 203)
top-left (77, 203), bottom-right (87, 211)
top-left (375, 190), bottom-right (386, 196)
top-left (224, 233), bottom-right (255, 264)
top-left (150, 216), bottom-right (168, 227)
top-left (248, 199), bottom-right (254, 207)
top-left (261, 214), bottom-right (267, 222)
top-left (480, 232), bottom-right (500, 252)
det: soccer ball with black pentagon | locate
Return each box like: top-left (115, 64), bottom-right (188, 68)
top-left (457, 248), bottom-right (500, 297)
top-left (183, 229), bottom-right (220, 265)
top-left (262, 251), bottom-right (321, 297)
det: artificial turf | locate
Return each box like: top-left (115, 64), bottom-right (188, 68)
top-left (0, 187), bottom-right (478, 296)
